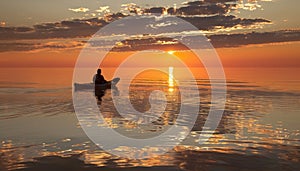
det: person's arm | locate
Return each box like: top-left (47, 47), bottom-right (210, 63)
top-left (103, 75), bottom-right (107, 83)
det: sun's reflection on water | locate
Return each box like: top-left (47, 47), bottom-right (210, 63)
top-left (168, 66), bottom-right (174, 93)
top-left (1, 68), bottom-right (300, 170)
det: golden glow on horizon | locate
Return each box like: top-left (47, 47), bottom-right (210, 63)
top-left (0, 42), bottom-right (299, 68)
top-left (167, 51), bottom-right (175, 55)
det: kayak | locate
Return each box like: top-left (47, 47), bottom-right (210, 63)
top-left (74, 78), bottom-right (120, 91)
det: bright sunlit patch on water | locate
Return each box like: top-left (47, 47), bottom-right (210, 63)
top-left (168, 66), bottom-right (174, 92)
top-left (168, 87), bottom-right (174, 92)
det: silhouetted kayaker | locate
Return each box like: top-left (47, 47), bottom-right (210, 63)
top-left (93, 69), bottom-right (107, 84)
top-left (94, 69), bottom-right (106, 101)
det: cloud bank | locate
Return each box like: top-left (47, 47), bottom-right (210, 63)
top-left (1, 0), bottom-right (298, 52)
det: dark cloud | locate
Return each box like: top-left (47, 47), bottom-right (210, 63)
top-left (0, 13), bottom-right (128, 40)
top-left (0, 0), bottom-right (270, 41)
top-left (136, 0), bottom-right (239, 16)
top-left (0, 41), bottom-right (85, 52)
top-left (0, 42), bottom-right (36, 52)
top-left (209, 30), bottom-right (300, 48)
top-left (144, 7), bottom-right (166, 14)
top-left (110, 36), bottom-right (189, 52)
top-left (130, 0), bottom-right (268, 16)
top-left (0, 14), bottom-right (269, 40)
top-left (1, 30), bottom-right (298, 52)
top-left (180, 15), bottom-right (270, 30)
top-left (142, 4), bottom-right (233, 16)
top-left (176, 4), bottom-right (232, 15)
top-left (0, 26), bottom-right (34, 34)
top-left (183, 0), bottom-right (238, 6)
top-left (108, 30), bottom-right (300, 51)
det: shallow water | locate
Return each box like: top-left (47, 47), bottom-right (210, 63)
top-left (0, 67), bottom-right (299, 171)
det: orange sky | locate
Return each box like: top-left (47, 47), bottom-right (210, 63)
top-left (0, 41), bottom-right (299, 68)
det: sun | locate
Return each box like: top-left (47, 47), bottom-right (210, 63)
top-left (167, 50), bottom-right (175, 55)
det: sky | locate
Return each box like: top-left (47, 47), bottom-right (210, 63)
top-left (0, 0), bottom-right (299, 67)
top-left (0, 0), bottom-right (299, 30)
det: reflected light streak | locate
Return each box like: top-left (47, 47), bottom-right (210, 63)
top-left (168, 66), bottom-right (174, 92)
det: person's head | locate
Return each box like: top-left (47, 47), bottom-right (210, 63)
top-left (97, 69), bottom-right (101, 74)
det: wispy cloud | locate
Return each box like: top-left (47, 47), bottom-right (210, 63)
top-left (95, 6), bottom-right (110, 13)
top-left (0, 39), bottom-right (85, 52)
top-left (121, 3), bottom-right (143, 14)
top-left (68, 7), bottom-right (90, 13)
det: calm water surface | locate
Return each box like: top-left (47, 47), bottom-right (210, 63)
top-left (0, 67), bottom-right (299, 171)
